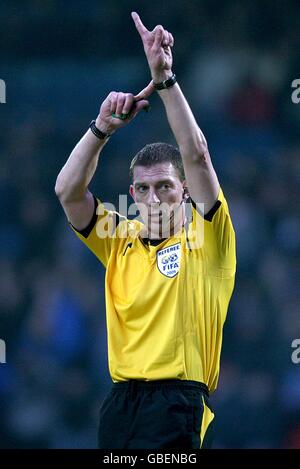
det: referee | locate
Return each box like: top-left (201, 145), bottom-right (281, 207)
top-left (55, 12), bottom-right (236, 449)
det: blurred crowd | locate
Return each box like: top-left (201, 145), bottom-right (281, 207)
top-left (0, 0), bottom-right (300, 448)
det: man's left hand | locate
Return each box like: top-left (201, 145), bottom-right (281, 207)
top-left (131, 11), bottom-right (174, 84)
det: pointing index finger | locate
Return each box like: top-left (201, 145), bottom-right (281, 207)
top-left (131, 11), bottom-right (148, 37)
top-left (134, 81), bottom-right (155, 101)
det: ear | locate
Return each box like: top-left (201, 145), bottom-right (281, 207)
top-left (182, 182), bottom-right (190, 200)
top-left (129, 184), bottom-right (135, 201)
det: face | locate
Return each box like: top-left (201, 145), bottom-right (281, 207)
top-left (129, 162), bottom-right (187, 238)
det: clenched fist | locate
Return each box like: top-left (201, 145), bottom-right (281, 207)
top-left (95, 82), bottom-right (154, 135)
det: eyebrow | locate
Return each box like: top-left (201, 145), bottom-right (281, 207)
top-left (134, 179), bottom-right (174, 188)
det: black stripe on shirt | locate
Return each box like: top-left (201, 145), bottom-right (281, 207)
top-left (70, 195), bottom-right (122, 238)
top-left (190, 198), bottom-right (222, 222)
top-left (70, 194), bottom-right (98, 238)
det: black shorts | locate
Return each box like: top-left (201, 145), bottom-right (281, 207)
top-left (98, 379), bottom-right (215, 449)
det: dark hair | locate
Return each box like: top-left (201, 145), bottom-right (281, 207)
top-left (129, 142), bottom-right (185, 182)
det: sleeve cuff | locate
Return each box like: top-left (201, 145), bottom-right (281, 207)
top-left (69, 194), bottom-right (98, 238)
top-left (190, 198), bottom-right (222, 222)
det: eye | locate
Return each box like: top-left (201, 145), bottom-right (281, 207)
top-left (138, 185), bottom-right (148, 193)
top-left (160, 184), bottom-right (171, 190)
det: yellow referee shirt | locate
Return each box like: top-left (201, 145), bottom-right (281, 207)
top-left (70, 187), bottom-right (236, 393)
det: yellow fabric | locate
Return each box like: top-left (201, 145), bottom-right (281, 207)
top-left (70, 187), bottom-right (236, 392)
top-left (200, 395), bottom-right (215, 448)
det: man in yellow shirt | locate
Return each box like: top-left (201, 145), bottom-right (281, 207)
top-left (55, 12), bottom-right (236, 449)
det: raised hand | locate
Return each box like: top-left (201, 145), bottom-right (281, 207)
top-left (131, 11), bottom-right (174, 83)
top-left (95, 81), bottom-right (154, 134)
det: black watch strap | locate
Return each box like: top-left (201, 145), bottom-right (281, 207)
top-left (153, 73), bottom-right (177, 90)
top-left (89, 120), bottom-right (110, 140)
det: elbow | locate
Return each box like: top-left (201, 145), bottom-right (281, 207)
top-left (54, 176), bottom-right (85, 203)
top-left (54, 176), bottom-right (71, 202)
top-left (54, 176), bottom-right (64, 199)
top-left (189, 144), bottom-right (210, 165)
top-left (180, 132), bottom-right (210, 164)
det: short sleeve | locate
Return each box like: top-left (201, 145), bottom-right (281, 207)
top-left (189, 187), bottom-right (236, 270)
top-left (69, 195), bottom-right (122, 268)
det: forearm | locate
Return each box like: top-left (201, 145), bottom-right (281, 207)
top-left (55, 126), bottom-right (108, 202)
top-left (158, 82), bottom-right (208, 161)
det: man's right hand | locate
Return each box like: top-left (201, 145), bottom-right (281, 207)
top-left (95, 82), bottom-right (154, 135)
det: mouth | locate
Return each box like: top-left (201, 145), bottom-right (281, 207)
top-left (147, 211), bottom-right (174, 222)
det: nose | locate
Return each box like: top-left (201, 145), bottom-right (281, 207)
top-left (146, 188), bottom-right (160, 205)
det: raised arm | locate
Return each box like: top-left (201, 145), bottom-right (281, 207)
top-left (131, 12), bottom-right (220, 214)
top-left (55, 84), bottom-right (153, 230)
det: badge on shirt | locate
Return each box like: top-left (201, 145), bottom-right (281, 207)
top-left (156, 243), bottom-right (181, 278)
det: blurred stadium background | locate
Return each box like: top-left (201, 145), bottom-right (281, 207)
top-left (0, 0), bottom-right (300, 448)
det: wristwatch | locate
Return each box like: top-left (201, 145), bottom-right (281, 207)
top-left (153, 73), bottom-right (177, 90)
top-left (89, 120), bottom-right (111, 140)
